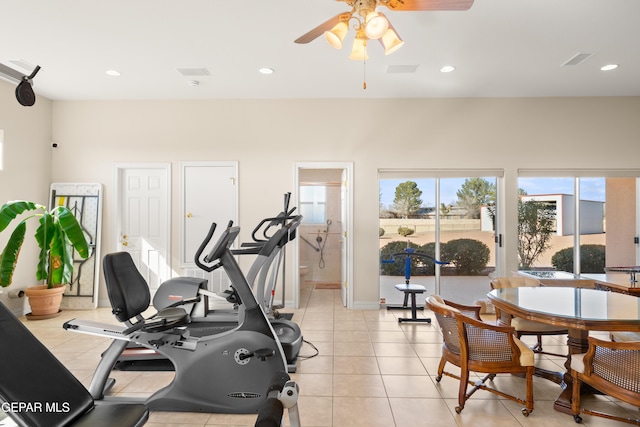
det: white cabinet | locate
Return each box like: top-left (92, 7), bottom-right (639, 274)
top-left (180, 161), bottom-right (238, 267)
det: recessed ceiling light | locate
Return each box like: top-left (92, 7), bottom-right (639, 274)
top-left (105, 70), bottom-right (121, 77)
top-left (600, 64), bottom-right (618, 71)
top-left (259, 67), bottom-right (274, 75)
top-left (440, 65), bottom-right (456, 73)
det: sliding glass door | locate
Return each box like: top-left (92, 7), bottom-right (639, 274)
top-left (517, 173), bottom-right (639, 275)
top-left (379, 170), bottom-right (503, 306)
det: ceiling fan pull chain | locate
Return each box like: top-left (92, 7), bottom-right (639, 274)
top-left (363, 43), bottom-right (367, 90)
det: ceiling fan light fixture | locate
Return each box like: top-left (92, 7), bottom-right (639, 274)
top-left (380, 23), bottom-right (404, 55)
top-left (349, 31), bottom-right (369, 61)
top-left (364, 11), bottom-right (388, 39)
top-left (324, 20), bottom-right (349, 49)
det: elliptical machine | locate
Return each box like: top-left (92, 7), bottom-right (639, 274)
top-left (64, 223), bottom-right (300, 419)
top-left (135, 213), bottom-right (303, 372)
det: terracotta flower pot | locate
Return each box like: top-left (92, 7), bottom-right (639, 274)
top-left (25, 284), bottom-right (66, 318)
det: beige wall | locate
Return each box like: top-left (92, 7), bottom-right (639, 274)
top-left (3, 79), bottom-right (640, 311)
top-left (0, 79), bottom-right (52, 314)
top-left (48, 97), bottom-right (640, 309)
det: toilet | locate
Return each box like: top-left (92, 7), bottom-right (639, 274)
top-left (299, 265), bottom-right (309, 282)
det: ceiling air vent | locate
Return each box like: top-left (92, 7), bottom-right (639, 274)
top-left (562, 53), bottom-right (593, 67)
top-left (176, 68), bottom-right (211, 76)
top-left (385, 65), bottom-right (419, 74)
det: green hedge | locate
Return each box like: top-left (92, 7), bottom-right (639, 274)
top-left (380, 239), bottom-right (491, 276)
top-left (551, 245), bottom-right (605, 274)
top-left (440, 238), bottom-right (490, 275)
top-left (397, 226), bottom-right (414, 237)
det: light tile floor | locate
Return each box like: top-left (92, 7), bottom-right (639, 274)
top-left (18, 283), bottom-right (639, 426)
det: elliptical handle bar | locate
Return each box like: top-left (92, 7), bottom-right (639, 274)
top-left (251, 210), bottom-right (298, 243)
top-left (194, 221), bottom-right (233, 272)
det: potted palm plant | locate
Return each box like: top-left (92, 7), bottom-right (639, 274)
top-left (0, 200), bottom-right (89, 318)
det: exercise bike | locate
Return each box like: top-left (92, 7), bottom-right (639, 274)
top-left (119, 214), bottom-right (303, 372)
top-left (64, 223), bottom-right (301, 422)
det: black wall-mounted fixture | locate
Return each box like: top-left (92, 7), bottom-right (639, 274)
top-left (0, 63), bottom-right (41, 107)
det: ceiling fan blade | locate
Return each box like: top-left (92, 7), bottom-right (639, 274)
top-left (295, 13), bottom-right (351, 44)
top-left (384, 0), bottom-right (474, 11)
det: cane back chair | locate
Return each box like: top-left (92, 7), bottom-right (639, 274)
top-left (570, 336), bottom-right (640, 425)
top-left (427, 295), bottom-right (535, 416)
top-left (491, 277), bottom-right (568, 357)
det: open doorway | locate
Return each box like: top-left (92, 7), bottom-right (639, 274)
top-left (294, 162), bottom-right (353, 308)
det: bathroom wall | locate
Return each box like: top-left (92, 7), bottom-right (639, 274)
top-left (299, 169), bottom-right (343, 285)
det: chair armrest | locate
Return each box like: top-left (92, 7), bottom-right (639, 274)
top-left (581, 336), bottom-right (640, 377)
top-left (443, 299), bottom-right (482, 320)
top-left (574, 336), bottom-right (640, 404)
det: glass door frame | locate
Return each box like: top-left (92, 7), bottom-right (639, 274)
top-left (379, 169), bottom-right (505, 299)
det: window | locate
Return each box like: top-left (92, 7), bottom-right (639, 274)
top-left (299, 185), bottom-right (326, 224)
top-left (518, 172), bottom-right (639, 274)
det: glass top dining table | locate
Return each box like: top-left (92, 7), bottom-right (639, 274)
top-left (487, 286), bottom-right (640, 414)
top-left (488, 286), bottom-right (640, 332)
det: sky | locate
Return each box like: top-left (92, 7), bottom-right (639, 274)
top-left (379, 177), bottom-right (606, 210)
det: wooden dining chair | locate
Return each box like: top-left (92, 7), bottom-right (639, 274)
top-left (427, 295), bottom-right (535, 416)
top-left (491, 277), bottom-right (568, 357)
top-left (570, 336), bottom-right (640, 425)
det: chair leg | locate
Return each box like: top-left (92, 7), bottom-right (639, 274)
top-left (436, 357), bottom-right (447, 382)
top-left (533, 334), bottom-right (543, 352)
top-left (571, 371), bottom-right (583, 423)
top-left (455, 367), bottom-right (470, 414)
top-left (523, 366), bottom-right (534, 416)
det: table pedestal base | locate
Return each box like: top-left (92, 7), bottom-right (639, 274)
top-left (553, 329), bottom-right (590, 414)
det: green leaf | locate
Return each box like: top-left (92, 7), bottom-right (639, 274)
top-left (54, 207), bottom-right (89, 259)
top-left (48, 224), bottom-right (65, 285)
top-left (35, 214), bottom-right (55, 281)
top-left (0, 201), bottom-right (41, 233)
top-left (0, 221), bottom-right (27, 287)
top-left (0, 201), bottom-right (89, 288)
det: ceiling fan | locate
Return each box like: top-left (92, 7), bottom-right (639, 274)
top-left (295, 0), bottom-right (474, 60)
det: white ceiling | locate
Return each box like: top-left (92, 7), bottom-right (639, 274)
top-left (1, 0), bottom-right (639, 101)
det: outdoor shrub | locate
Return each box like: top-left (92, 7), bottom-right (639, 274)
top-left (380, 240), bottom-right (431, 276)
top-left (397, 226), bottom-right (414, 237)
top-left (440, 238), bottom-right (490, 275)
top-left (418, 242), bottom-right (437, 276)
top-left (379, 227), bottom-right (385, 237)
top-left (551, 245), bottom-right (605, 274)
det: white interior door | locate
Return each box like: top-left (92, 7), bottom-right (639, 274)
top-left (117, 164), bottom-right (171, 295)
top-left (180, 162), bottom-right (238, 267)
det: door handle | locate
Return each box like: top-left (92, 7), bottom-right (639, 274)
top-left (122, 241), bottom-right (128, 247)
